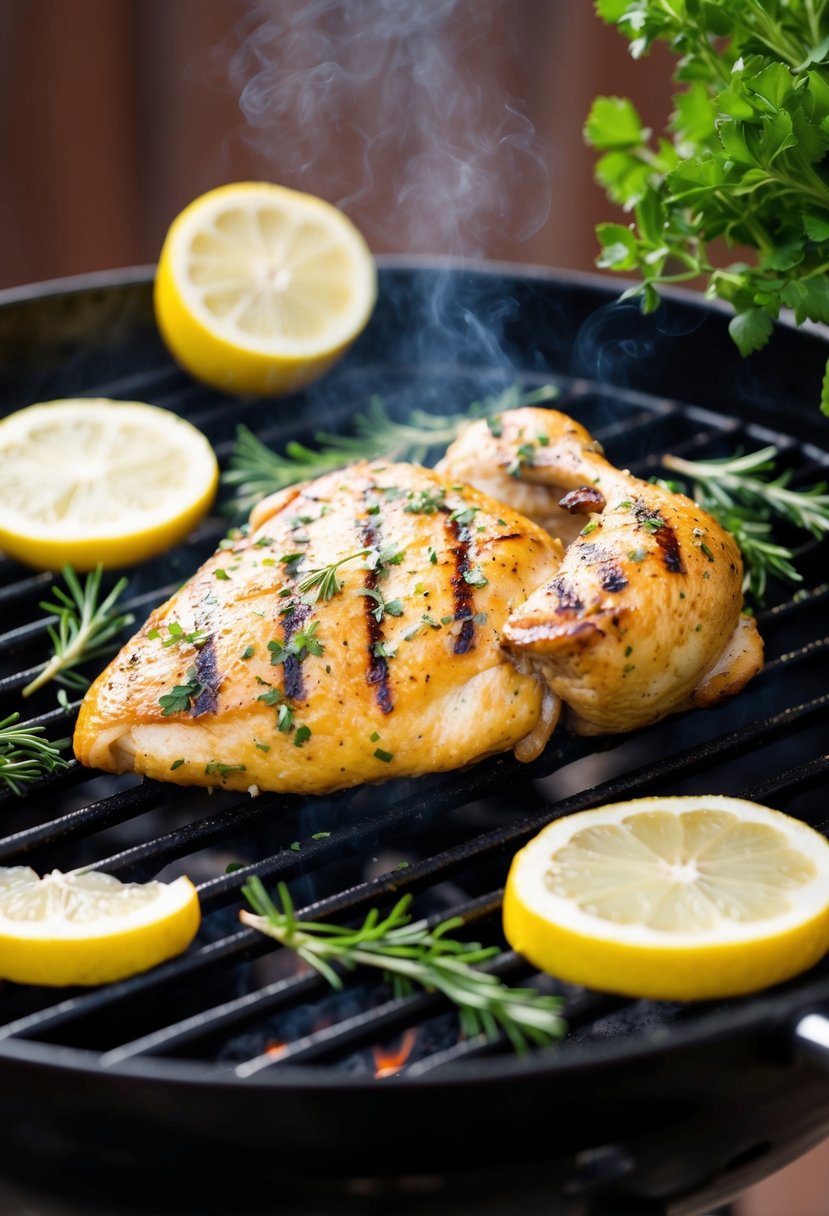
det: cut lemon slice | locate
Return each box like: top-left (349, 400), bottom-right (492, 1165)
top-left (0, 868), bottom-right (201, 986)
top-left (503, 796), bottom-right (829, 1000)
top-left (154, 181), bottom-right (377, 396)
top-left (0, 398), bottom-right (218, 571)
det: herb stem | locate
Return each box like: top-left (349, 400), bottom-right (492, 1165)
top-left (240, 879), bottom-right (566, 1052)
top-left (23, 566), bottom-right (133, 698)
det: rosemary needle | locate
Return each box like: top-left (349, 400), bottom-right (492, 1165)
top-left (222, 383), bottom-right (558, 516)
top-left (23, 565), bottom-right (134, 698)
top-left (0, 713), bottom-right (69, 795)
top-left (241, 878), bottom-right (566, 1053)
top-left (661, 447), bottom-right (829, 603)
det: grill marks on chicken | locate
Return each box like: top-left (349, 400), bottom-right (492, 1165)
top-left (74, 405), bottom-right (765, 793)
top-left (438, 407), bottom-right (764, 736)
top-left (74, 461), bottom-right (562, 794)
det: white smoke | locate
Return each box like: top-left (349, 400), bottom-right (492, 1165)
top-left (227, 0), bottom-right (551, 256)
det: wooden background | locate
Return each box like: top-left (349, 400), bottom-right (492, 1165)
top-left (0, 0), bottom-right (674, 290)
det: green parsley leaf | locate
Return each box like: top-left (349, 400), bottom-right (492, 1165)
top-left (158, 667), bottom-right (205, 717)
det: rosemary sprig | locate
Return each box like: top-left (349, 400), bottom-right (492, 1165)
top-left (0, 713), bottom-right (69, 795)
top-left (22, 565), bottom-right (134, 698)
top-left (296, 548), bottom-right (371, 604)
top-left (240, 878), bottom-right (566, 1053)
top-left (222, 383), bottom-right (558, 516)
top-left (661, 447), bottom-right (829, 603)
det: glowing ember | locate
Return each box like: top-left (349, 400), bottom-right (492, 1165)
top-left (373, 1028), bottom-right (418, 1078)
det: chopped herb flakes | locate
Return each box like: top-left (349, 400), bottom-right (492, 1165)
top-left (149, 621), bottom-right (209, 649)
top-left (404, 487), bottom-right (446, 514)
top-left (158, 667), bottom-right (205, 716)
top-left (628, 548), bottom-right (647, 563)
top-left (268, 621), bottom-right (325, 664)
top-left (214, 569), bottom-right (231, 581)
top-left (205, 762), bottom-right (246, 778)
top-left (462, 567), bottom-right (488, 588)
top-left (294, 725), bottom-right (312, 748)
top-left (508, 441), bottom-right (537, 478)
top-left (170, 759), bottom-right (185, 771)
top-left (449, 505), bottom-right (479, 527)
top-left (373, 748), bottom-right (394, 763)
top-left (355, 587), bottom-right (404, 623)
top-left (372, 640), bottom-right (398, 659)
top-left (370, 731), bottom-right (380, 742)
top-left (241, 645), bottom-right (255, 660)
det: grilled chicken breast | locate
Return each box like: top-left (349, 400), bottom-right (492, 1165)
top-left (74, 462), bottom-right (562, 794)
top-left (438, 407), bottom-right (764, 734)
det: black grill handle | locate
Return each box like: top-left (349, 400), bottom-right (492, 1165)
top-left (792, 1012), bottom-right (829, 1072)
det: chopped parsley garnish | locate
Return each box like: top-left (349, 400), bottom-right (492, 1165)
top-left (372, 640), bottom-right (398, 659)
top-left (241, 645), bottom-right (255, 660)
top-left (365, 542), bottom-right (406, 574)
top-left (277, 704), bottom-right (294, 733)
top-left (148, 621), bottom-right (210, 649)
top-left (370, 731), bottom-right (380, 742)
top-left (355, 587), bottom-right (405, 623)
top-left (428, 546), bottom-right (438, 565)
top-left (214, 568), bottom-right (231, 581)
top-left (463, 567), bottom-right (488, 588)
top-left (158, 667), bottom-right (206, 716)
top-left (373, 748), bottom-right (394, 763)
top-left (449, 505), bottom-right (479, 527)
top-left (290, 841), bottom-right (301, 852)
top-left (580, 521), bottom-right (598, 536)
top-left (268, 621), bottom-right (325, 664)
top-left (257, 687), bottom-right (283, 706)
top-left (404, 487), bottom-right (446, 515)
top-left (628, 548), bottom-right (647, 563)
top-left (508, 441), bottom-right (537, 478)
top-left (205, 761), bottom-right (246, 778)
top-left (294, 725), bottom-right (312, 747)
top-left (170, 759), bottom-right (185, 771)
top-left (312, 831), bottom-right (330, 840)
top-left (700, 543), bottom-right (715, 562)
top-left (640, 515), bottom-right (666, 533)
top-left (254, 535), bottom-right (275, 548)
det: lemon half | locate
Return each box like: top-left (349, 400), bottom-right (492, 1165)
top-left (0, 868), bottom-right (201, 986)
top-left (503, 796), bottom-right (829, 1001)
top-left (154, 182), bottom-right (377, 396)
top-left (0, 398), bottom-right (218, 571)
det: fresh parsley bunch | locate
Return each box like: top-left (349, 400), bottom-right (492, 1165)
top-left (587, 0), bottom-right (829, 411)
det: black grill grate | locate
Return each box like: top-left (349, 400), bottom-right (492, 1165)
top-left (0, 267), bottom-right (827, 1210)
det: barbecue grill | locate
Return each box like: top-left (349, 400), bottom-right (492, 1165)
top-left (0, 261), bottom-right (828, 1216)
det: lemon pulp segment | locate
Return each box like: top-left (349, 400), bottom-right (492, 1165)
top-left (503, 796), bottom-right (829, 1000)
top-left (0, 868), bottom-right (201, 986)
top-left (0, 398), bottom-right (218, 571)
top-left (154, 182), bottom-right (377, 396)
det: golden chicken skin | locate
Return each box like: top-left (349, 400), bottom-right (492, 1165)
top-left (74, 462), bottom-right (563, 794)
top-left (438, 407), bottom-right (764, 735)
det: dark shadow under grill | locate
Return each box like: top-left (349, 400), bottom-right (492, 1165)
top-left (0, 264), bottom-right (827, 1215)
